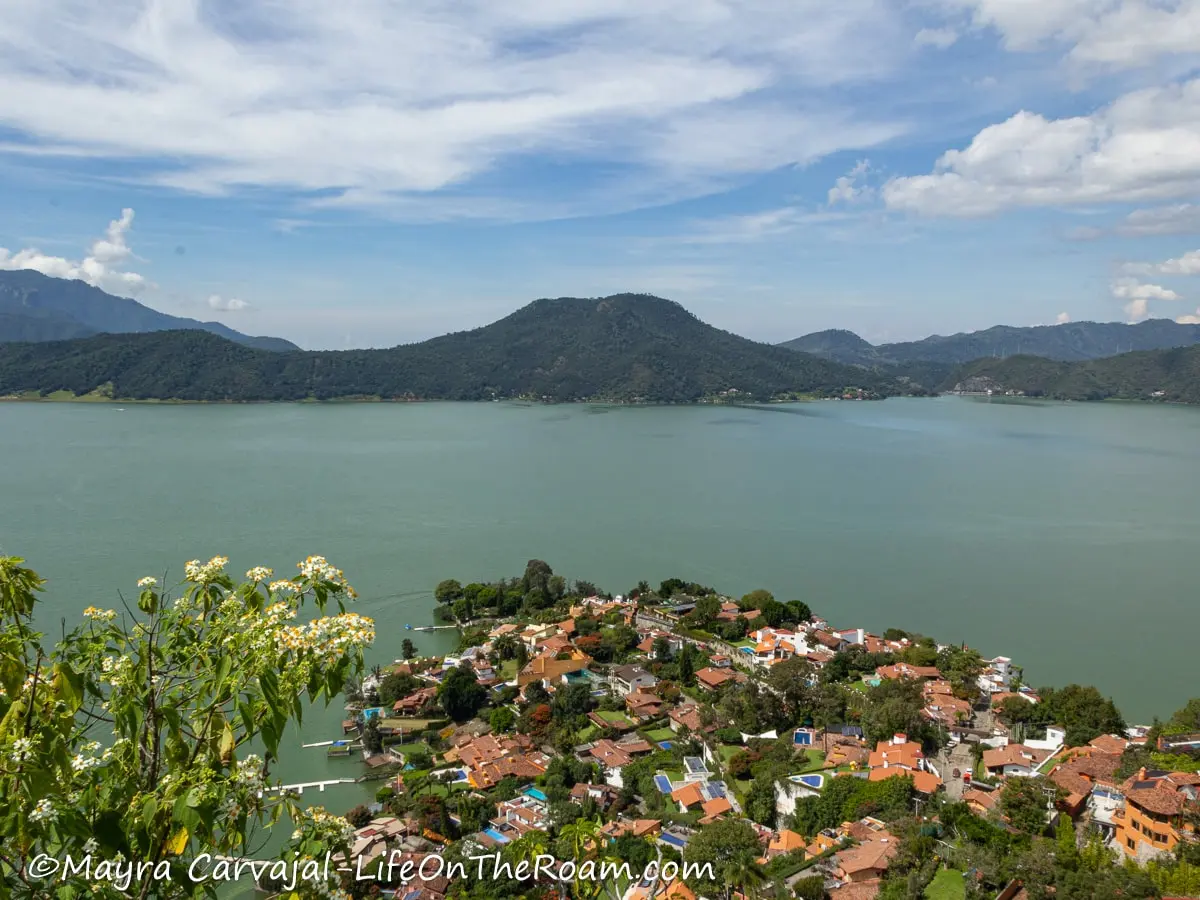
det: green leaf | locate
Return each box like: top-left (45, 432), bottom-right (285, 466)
top-left (142, 796), bottom-right (158, 832)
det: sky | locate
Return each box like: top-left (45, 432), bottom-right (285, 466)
top-left (3, 1), bottom-right (1200, 349)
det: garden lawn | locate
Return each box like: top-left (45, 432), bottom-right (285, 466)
top-left (925, 868), bottom-right (965, 900)
top-left (643, 727), bottom-right (675, 743)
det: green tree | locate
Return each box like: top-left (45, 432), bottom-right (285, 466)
top-left (0, 553), bottom-right (370, 898)
top-left (652, 636), bottom-right (672, 661)
top-left (684, 819), bottom-right (764, 900)
top-left (1000, 776), bottom-right (1063, 836)
top-left (740, 589), bottom-right (774, 609)
top-left (378, 671), bottom-right (419, 706)
top-left (401, 637), bottom-right (417, 660)
top-left (439, 664), bottom-right (487, 722)
top-left (745, 774), bottom-right (779, 827)
top-left (435, 578), bottom-right (464, 604)
top-left (363, 715), bottom-right (383, 754)
top-left (489, 706), bottom-right (516, 733)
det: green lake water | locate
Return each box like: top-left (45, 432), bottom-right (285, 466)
top-left (2, 396), bottom-right (1198, 804)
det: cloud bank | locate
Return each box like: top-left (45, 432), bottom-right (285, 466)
top-left (0, 209), bottom-right (148, 295)
top-left (0, 0), bottom-right (911, 218)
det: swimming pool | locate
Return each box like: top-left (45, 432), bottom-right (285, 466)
top-left (483, 828), bottom-right (510, 843)
top-left (653, 775), bottom-right (672, 793)
top-left (658, 833), bottom-right (688, 849)
top-left (523, 787), bottom-right (548, 801)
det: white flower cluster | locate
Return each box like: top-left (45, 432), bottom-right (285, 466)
top-left (83, 606), bottom-right (117, 623)
top-left (296, 807), bottom-right (356, 846)
top-left (100, 655), bottom-right (135, 688)
top-left (268, 580), bottom-right (298, 595)
top-left (297, 556), bottom-right (358, 598)
top-left (137, 576), bottom-right (158, 589)
top-left (245, 566), bottom-right (274, 583)
top-left (233, 754), bottom-right (266, 793)
top-left (29, 798), bottom-right (57, 824)
top-left (184, 556), bottom-right (229, 583)
top-left (275, 613), bottom-right (375, 658)
top-left (8, 737), bottom-right (33, 764)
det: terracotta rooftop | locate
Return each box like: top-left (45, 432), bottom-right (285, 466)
top-left (982, 743), bottom-right (1053, 771)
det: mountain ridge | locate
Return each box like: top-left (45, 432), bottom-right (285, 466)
top-left (0, 270), bottom-right (299, 351)
top-left (0, 293), bottom-right (915, 402)
top-left (780, 320), bottom-right (1200, 366)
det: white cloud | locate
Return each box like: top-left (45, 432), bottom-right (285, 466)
top-left (0, 0), bottom-right (910, 217)
top-left (1155, 249), bottom-right (1200, 275)
top-left (1111, 277), bottom-right (1182, 321)
top-left (1122, 248), bottom-right (1200, 275)
top-left (883, 79), bottom-right (1200, 216)
top-left (938, 0), bottom-right (1200, 70)
top-left (914, 27), bottom-right (960, 49)
top-left (1177, 307), bottom-right (1200, 323)
top-left (828, 159), bottom-right (874, 205)
top-left (206, 295), bottom-right (249, 312)
top-left (0, 208), bottom-right (149, 295)
top-left (1118, 204), bottom-right (1200, 236)
top-left (1055, 311), bottom-right (1071, 324)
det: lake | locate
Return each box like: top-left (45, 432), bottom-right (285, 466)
top-left (2, 396), bottom-right (1198, 798)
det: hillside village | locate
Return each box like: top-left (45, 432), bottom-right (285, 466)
top-left (325, 562), bottom-right (1200, 900)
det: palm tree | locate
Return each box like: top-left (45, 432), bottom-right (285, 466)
top-left (722, 856), bottom-right (767, 900)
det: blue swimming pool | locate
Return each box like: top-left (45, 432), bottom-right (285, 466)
top-left (483, 828), bottom-right (510, 843)
top-left (658, 741), bottom-right (673, 750)
top-left (659, 833), bottom-right (688, 848)
top-left (523, 787), bottom-right (548, 801)
top-left (653, 775), bottom-right (672, 793)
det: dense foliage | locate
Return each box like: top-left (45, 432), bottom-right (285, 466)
top-left (0, 294), bottom-right (911, 403)
top-left (942, 345), bottom-right (1200, 403)
top-left (0, 554), bottom-right (371, 898)
top-left (0, 270), bottom-right (297, 350)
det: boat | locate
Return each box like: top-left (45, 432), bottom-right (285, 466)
top-left (404, 624), bottom-right (413, 630)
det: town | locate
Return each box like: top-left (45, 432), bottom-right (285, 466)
top-left (312, 561), bottom-right (1199, 900)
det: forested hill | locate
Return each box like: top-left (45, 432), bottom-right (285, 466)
top-left (0, 270), bottom-right (298, 351)
top-left (780, 320), bottom-right (1200, 366)
top-left (944, 345), bottom-right (1200, 403)
top-left (0, 294), bottom-right (916, 402)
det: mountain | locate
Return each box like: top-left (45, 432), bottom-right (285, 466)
top-left (778, 329), bottom-right (885, 367)
top-left (779, 320), bottom-right (1200, 366)
top-left (0, 270), bottom-right (299, 351)
top-left (942, 345), bottom-right (1200, 404)
top-left (0, 294), bottom-right (916, 403)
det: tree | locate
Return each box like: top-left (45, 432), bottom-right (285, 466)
top-left (693, 595), bottom-right (722, 625)
top-left (677, 643), bottom-right (697, 686)
top-left (363, 715), bottom-right (384, 754)
top-left (652, 636), bottom-right (672, 661)
top-left (489, 706), bottom-right (516, 733)
top-left (745, 774), bottom-right (779, 828)
top-left (740, 589), bottom-right (774, 610)
top-left (768, 657), bottom-right (816, 722)
top-left (728, 750), bottom-right (761, 779)
top-left (378, 671), bottom-right (419, 706)
top-left (1001, 776), bottom-right (1062, 836)
top-left (0, 553), bottom-right (370, 898)
top-left (439, 664), bottom-right (487, 722)
top-left (861, 678), bottom-right (935, 748)
top-left (553, 683), bottom-right (594, 718)
top-left (793, 875), bottom-right (826, 900)
top-left (435, 578), bottom-right (464, 604)
top-left (346, 805), bottom-right (374, 828)
top-left (684, 818), bottom-right (764, 900)
top-left (401, 637), bottom-right (417, 660)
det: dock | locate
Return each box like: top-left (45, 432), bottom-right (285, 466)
top-left (260, 778), bottom-right (357, 796)
top-left (302, 739), bottom-right (364, 749)
top-left (411, 624), bottom-right (457, 632)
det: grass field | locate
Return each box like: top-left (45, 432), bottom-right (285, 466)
top-left (925, 868), bottom-right (965, 900)
top-left (593, 710), bottom-right (635, 727)
top-left (644, 727), bottom-right (675, 742)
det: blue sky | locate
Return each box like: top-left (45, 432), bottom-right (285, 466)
top-left (3, 0), bottom-right (1200, 349)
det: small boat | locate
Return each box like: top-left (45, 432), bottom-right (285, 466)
top-left (404, 624), bottom-right (413, 630)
